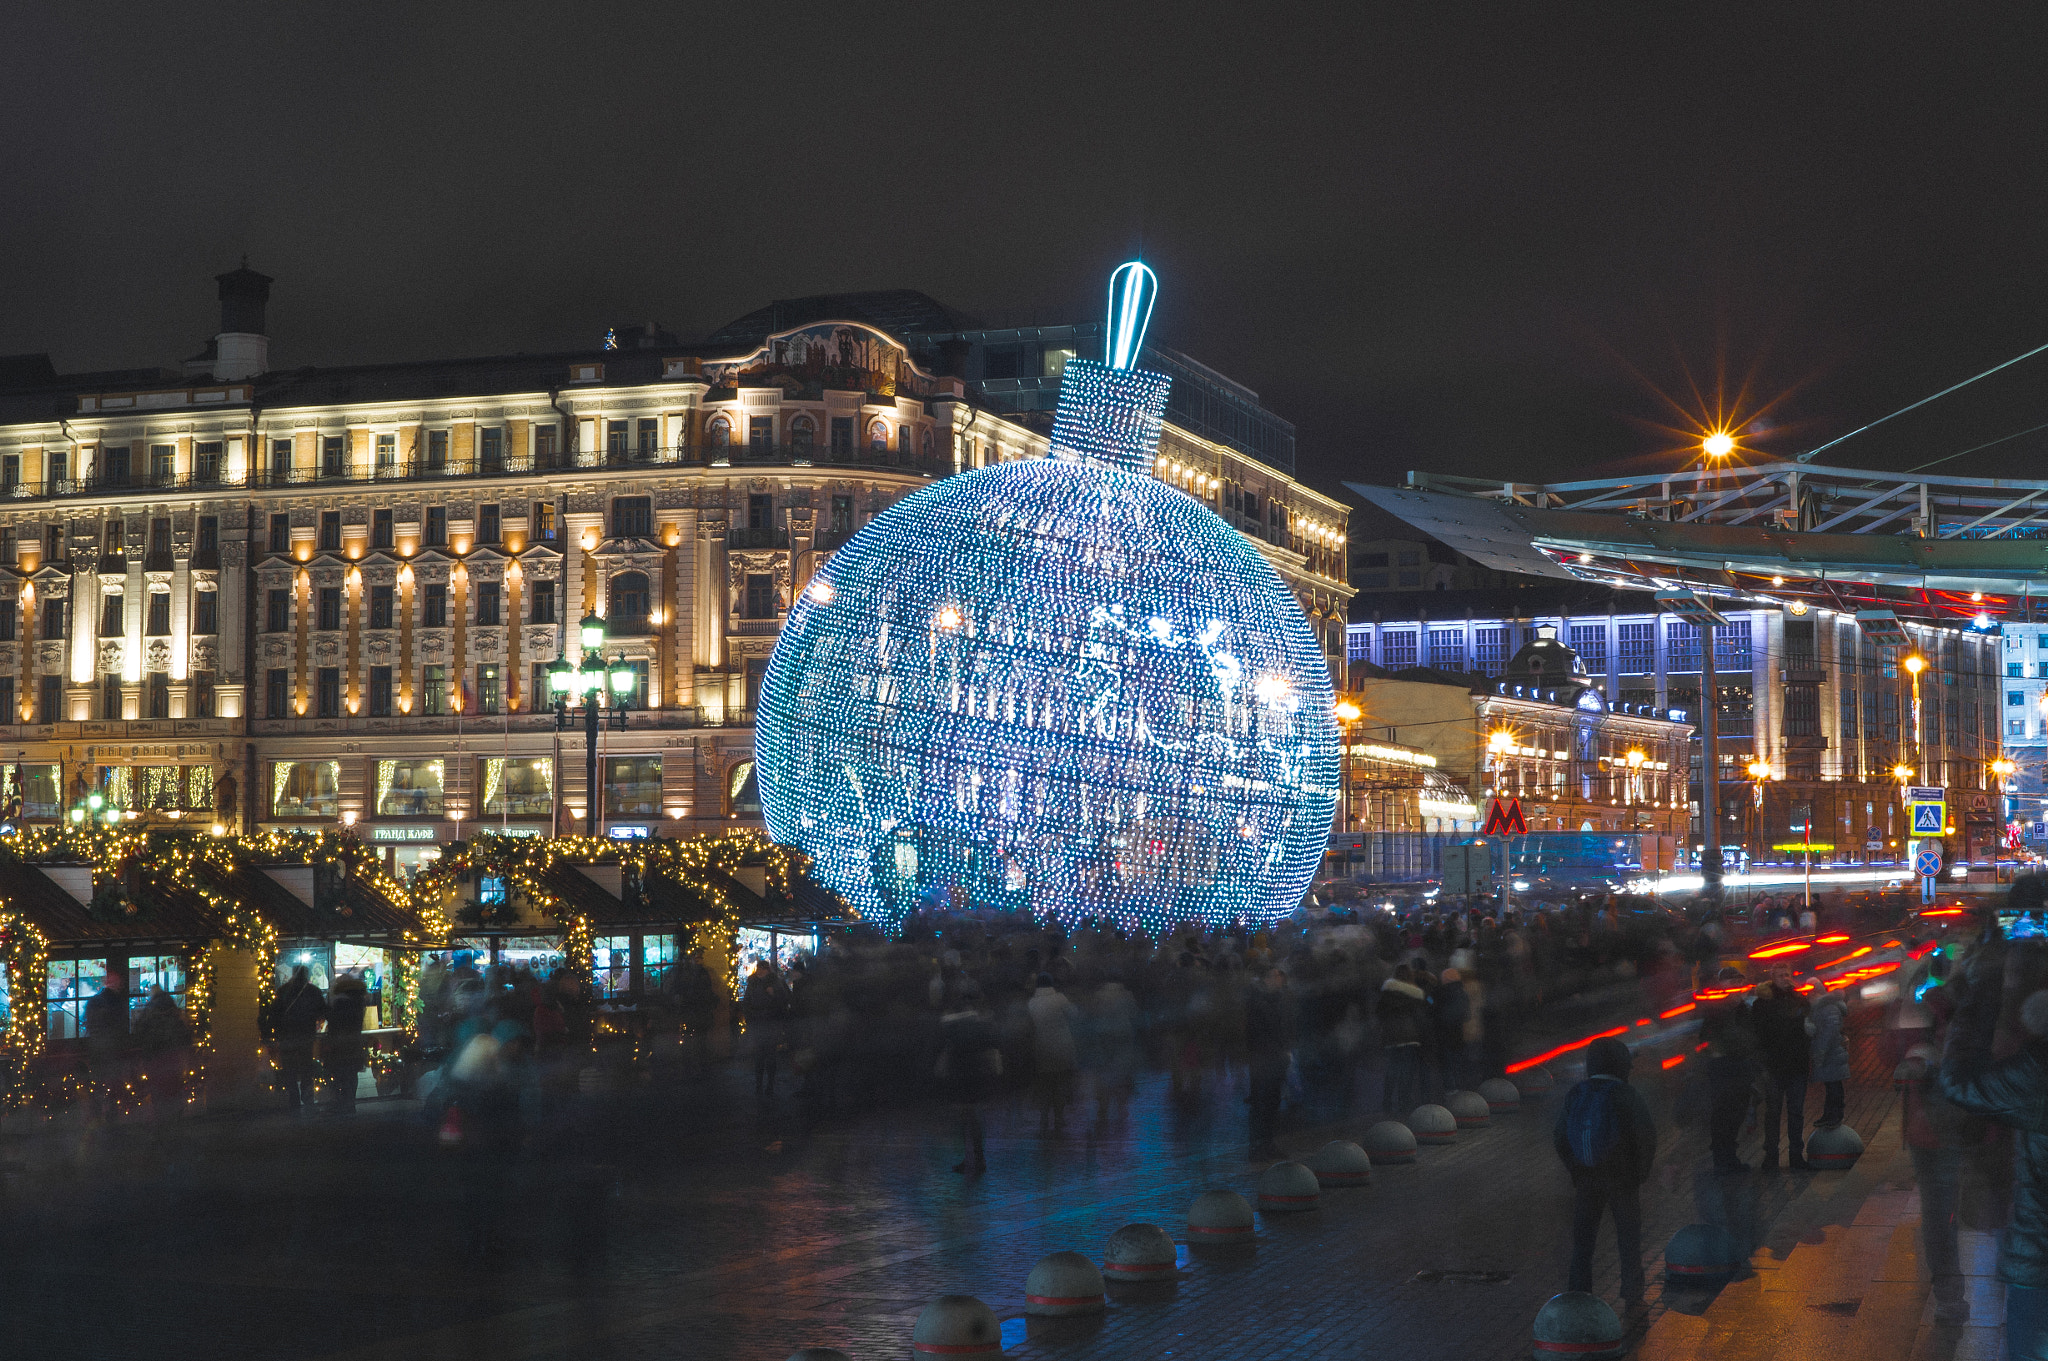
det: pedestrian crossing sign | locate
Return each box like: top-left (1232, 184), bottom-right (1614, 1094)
top-left (1912, 802), bottom-right (1945, 835)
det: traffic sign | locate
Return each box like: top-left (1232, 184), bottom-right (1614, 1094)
top-left (1482, 796), bottom-right (1528, 836)
top-left (1914, 848), bottom-right (1943, 877)
top-left (1907, 786), bottom-right (1944, 805)
top-left (1912, 803), bottom-right (1946, 836)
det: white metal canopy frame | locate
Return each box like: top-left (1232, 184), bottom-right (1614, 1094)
top-left (1348, 459), bottom-right (2048, 626)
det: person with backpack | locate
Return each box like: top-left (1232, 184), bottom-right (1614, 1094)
top-left (1554, 1035), bottom-right (1658, 1307)
top-left (1749, 964), bottom-right (1813, 1170)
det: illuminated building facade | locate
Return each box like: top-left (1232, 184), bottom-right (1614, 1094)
top-left (0, 270), bottom-right (1348, 880)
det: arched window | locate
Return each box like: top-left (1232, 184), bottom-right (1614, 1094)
top-left (610, 572), bottom-right (650, 633)
top-left (868, 419), bottom-right (890, 452)
top-left (921, 427), bottom-right (934, 458)
top-left (706, 416), bottom-right (731, 448)
top-left (789, 415), bottom-right (816, 454)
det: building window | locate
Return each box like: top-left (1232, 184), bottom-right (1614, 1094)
top-left (1380, 630), bottom-right (1417, 669)
top-left (1, 455), bottom-right (17, 491)
top-left (0, 599), bottom-right (13, 643)
top-left (273, 760), bottom-right (340, 817)
top-left (423, 583), bottom-right (447, 629)
top-left (830, 495), bottom-right (853, 535)
top-left (266, 589), bottom-right (290, 633)
top-left (321, 436), bottom-right (344, 479)
top-left (2011, 691), bottom-right (2025, 707)
top-left (193, 441), bottom-right (221, 482)
top-left (317, 587), bottom-right (342, 632)
top-left (373, 509), bottom-right (392, 548)
top-left (593, 935), bottom-right (633, 998)
top-left (194, 591), bottom-right (217, 636)
top-left (150, 518), bottom-right (171, 560)
top-left (426, 430), bottom-right (448, 471)
top-left (46, 960), bottom-right (106, 1041)
top-left (40, 599), bottom-right (64, 640)
top-left (1569, 624), bottom-right (1608, 673)
top-left (1427, 628), bottom-right (1463, 671)
top-left (535, 425), bottom-right (559, 463)
top-left (790, 416), bottom-right (816, 453)
top-left (535, 501), bottom-right (557, 541)
top-left (421, 665), bottom-right (447, 716)
top-left (100, 594), bottom-right (124, 638)
top-left (0, 677), bottom-right (16, 724)
top-left (316, 667), bottom-right (340, 717)
top-left (639, 418), bottom-right (661, 457)
top-left (376, 758), bottom-right (444, 816)
top-left (196, 515), bottom-right (218, 562)
top-left (867, 419), bottom-right (889, 452)
top-left (368, 666), bottom-right (392, 717)
top-left (101, 674), bottom-right (121, 720)
top-left (318, 512), bottom-right (341, 551)
top-left (44, 524), bottom-right (62, 563)
top-left (747, 494), bottom-right (773, 531)
top-left (38, 675), bottom-right (61, 724)
top-left (425, 507), bottom-right (447, 546)
top-left (369, 585), bottom-right (393, 630)
top-left (899, 425), bottom-right (914, 458)
top-left (476, 582), bottom-right (501, 626)
top-left (605, 756), bottom-right (662, 819)
top-left (743, 573), bottom-right (776, 620)
top-left (104, 520), bottom-right (124, 557)
top-left (269, 513), bottom-right (290, 554)
top-left (99, 444), bottom-right (131, 486)
top-left (269, 438), bottom-right (292, 480)
top-left (480, 427), bottom-right (504, 474)
top-left (192, 673), bottom-right (214, 718)
top-left (476, 664), bottom-right (501, 716)
top-left (2013, 719), bottom-right (2027, 736)
top-left (611, 573), bottom-right (650, 631)
top-left (706, 416), bottom-right (731, 448)
top-left (530, 580), bottom-right (555, 624)
top-left (830, 417), bottom-right (853, 457)
top-left (146, 592), bottom-right (170, 637)
top-left (146, 672), bottom-right (168, 719)
top-left (612, 497), bottom-right (651, 537)
top-left (375, 433), bottom-right (396, 471)
top-left (149, 444), bottom-right (174, 484)
top-left (267, 669), bottom-right (290, 718)
top-left (479, 503), bottom-right (500, 544)
top-left (1617, 623), bottom-right (1654, 674)
top-left (749, 416), bottom-right (773, 451)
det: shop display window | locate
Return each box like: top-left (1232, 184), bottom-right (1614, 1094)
top-left (498, 936), bottom-right (564, 977)
top-left (482, 758), bottom-right (552, 817)
top-left (604, 756), bottom-right (662, 819)
top-left (273, 761), bottom-right (340, 818)
top-left (336, 944), bottom-right (389, 1027)
top-left (96, 766), bottom-right (134, 810)
top-left (643, 933), bottom-right (677, 993)
top-left (735, 928), bottom-right (814, 993)
top-left (594, 936), bottom-right (632, 998)
top-left (128, 954), bottom-right (187, 1013)
top-left (277, 943), bottom-right (332, 991)
top-left (0, 763), bottom-right (61, 819)
top-left (46, 958), bottom-right (106, 1039)
top-left (377, 759), bottom-right (445, 818)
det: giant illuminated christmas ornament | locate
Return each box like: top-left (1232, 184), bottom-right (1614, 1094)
top-left (755, 263), bottom-right (1339, 932)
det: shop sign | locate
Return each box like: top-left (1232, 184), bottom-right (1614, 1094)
top-left (370, 825), bottom-right (439, 843)
top-left (87, 744), bottom-right (215, 762)
top-left (608, 825), bottom-right (651, 840)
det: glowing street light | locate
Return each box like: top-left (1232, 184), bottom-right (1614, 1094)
top-left (1702, 430), bottom-right (1735, 460)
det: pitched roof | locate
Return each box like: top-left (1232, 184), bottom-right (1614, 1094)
top-left (707, 291), bottom-right (977, 347)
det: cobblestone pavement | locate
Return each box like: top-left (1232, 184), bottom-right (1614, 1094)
top-left (0, 1009), bottom-right (1950, 1361)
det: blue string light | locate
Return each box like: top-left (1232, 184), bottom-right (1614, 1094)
top-left (755, 293), bottom-right (1338, 935)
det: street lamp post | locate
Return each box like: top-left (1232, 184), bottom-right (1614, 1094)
top-left (1904, 652), bottom-right (1927, 783)
top-left (1333, 699), bottom-right (1361, 835)
top-left (1993, 756), bottom-right (2018, 883)
top-left (1488, 727), bottom-right (1515, 911)
top-left (549, 613), bottom-right (637, 839)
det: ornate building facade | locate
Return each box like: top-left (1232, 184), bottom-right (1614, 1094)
top-left (0, 271), bottom-right (1350, 877)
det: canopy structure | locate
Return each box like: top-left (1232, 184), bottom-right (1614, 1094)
top-left (1349, 459), bottom-right (2048, 627)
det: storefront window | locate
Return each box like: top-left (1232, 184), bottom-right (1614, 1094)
top-left (96, 766), bottom-right (134, 810)
top-left (0, 960), bottom-right (9, 1030)
top-left (604, 756), bottom-right (661, 819)
top-left (272, 761), bottom-right (340, 818)
top-left (336, 944), bottom-right (389, 1028)
top-left (138, 766), bottom-right (182, 811)
top-left (276, 943), bottom-right (332, 991)
top-left (47, 958), bottom-right (106, 1039)
top-left (594, 936), bottom-right (632, 998)
top-left (735, 928), bottom-right (814, 993)
top-left (186, 764), bottom-right (215, 813)
top-left (128, 953), bottom-right (187, 1013)
top-left (482, 757), bottom-right (552, 816)
top-left (643, 933), bottom-right (677, 993)
top-left (0, 763), bottom-right (61, 819)
top-left (377, 759), bottom-right (445, 817)
top-left (447, 939), bottom-right (491, 974)
top-left (499, 936), bottom-right (564, 977)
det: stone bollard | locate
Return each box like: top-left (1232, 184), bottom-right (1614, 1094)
top-left (1513, 1064), bottom-right (1556, 1098)
top-left (1102, 1222), bottom-right (1178, 1281)
top-left (787, 1351), bottom-right (853, 1361)
top-left (912, 1295), bottom-right (1004, 1357)
top-left (1308, 1139), bottom-right (1374, 1188)
top-left (1256, 1159), bottom-right (1320, 1212)
top-left (1363, 1120), bottom-right (1418, 1165)
top-left (1478, 1077), bottom-right (1522, 1113)
top-left (1806, 1123), bottom-right (1865, 1170)
top-left (1187, 1188), bottom-right (1256, 1245)
top-left (1444, 1090), bottom-right (1491, 1129)
top-left (1409, 1103), bottom-right (1458, 1145)
top-left (1664, 1223), bottom-right (1743, 1287)
top-left (1531, 1291), bottom-right (1626, 1359)
top-left (1024, 1251), bottom-right (1106, 1317)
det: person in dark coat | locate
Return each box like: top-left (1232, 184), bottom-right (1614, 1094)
top-left (269, 965), bottom-right (327, 1110)
top-left (1698, 995), bottom-right (1757, 1174)
top-left (742, 960), bottom-right (789, 1100)
top-left (1938, 923), bottom-right (2048, 1357)
top-left (1244, 966), bottom-right (1296, 1160)
top-left (1554, 1035), bottom-right (1658, 1305)
top-left (936, 986), bottom-right (1000, 1175)
top-left (83, 966), bottom-right (132, 1111)
top-left (1376, 965), bottom-right (1427, 1114)
top-left (324, 972), bottom-right (369, 1113)
top-left (1748, 964), bottom-right (1813, 1170)
top-left (133, 983), bottom-right (192, 1118)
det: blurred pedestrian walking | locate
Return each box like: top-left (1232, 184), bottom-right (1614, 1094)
top-left (1245, 966), bottom-right (1294, 1160)
top-left (1376, 965), bottom-right (1426, 1114)
top-left (268, 964), bottom-right (326, 1111)
top-left (1555, 1035), bottom-right (1657, 1308)
top-left (325, 971), bottom-right (369, 1114)
top-left (1027, 973), bottom-right (1080, 1134)
top-left (133, 983), bottom-right (191, 1120)
top-left (1749, 964), bottom-right (1813, 1170)
top-left (936, 985), bottom-right (1000, 1174)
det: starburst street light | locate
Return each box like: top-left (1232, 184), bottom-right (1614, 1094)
top-left (1702, 430), bottom-right (1735, 459)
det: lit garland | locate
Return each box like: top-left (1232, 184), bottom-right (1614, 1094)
top-left (754, 337), bottom-right (1341, 934)
top-left (0, 905), bottom-right (50, 1059)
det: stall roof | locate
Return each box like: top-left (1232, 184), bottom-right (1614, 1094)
top-left (206, 860), bottom-right (425, 942)
top-left (4, 859), bottom-right (226, 948)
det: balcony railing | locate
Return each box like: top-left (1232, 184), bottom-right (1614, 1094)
top-left (0, 444), bottom-right (952, 503)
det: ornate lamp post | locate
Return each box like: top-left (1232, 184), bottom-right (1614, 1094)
top-left (1993, 756), bottom-right (2018, 883)
top-left (549, 613), bottom-right (637, 838)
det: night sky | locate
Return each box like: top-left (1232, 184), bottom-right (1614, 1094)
top-left (7, 4), bottom-right (2048, 513)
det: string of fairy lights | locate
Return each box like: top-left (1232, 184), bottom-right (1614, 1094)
top-left (0, 824), bottom-right (812, 1110)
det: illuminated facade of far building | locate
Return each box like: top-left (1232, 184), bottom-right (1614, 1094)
top-left (0, 269), bottom-right (1349, 883)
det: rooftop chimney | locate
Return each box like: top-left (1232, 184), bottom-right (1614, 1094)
top-left (210, 261), bottom-right (272, 381)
